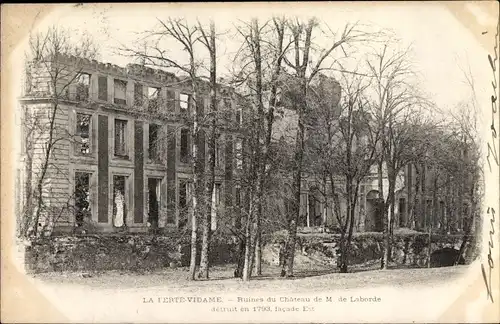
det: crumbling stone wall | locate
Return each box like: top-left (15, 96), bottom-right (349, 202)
top-left (22, 234), bottom-right (239, 273)
top-left (264, 231), bottom-right (477, 268)
top-left (21, 231), bottom-right (477, 273)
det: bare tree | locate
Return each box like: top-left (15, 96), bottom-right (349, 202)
top-left (280, 18), bottom-right (376, 277)
top-left (197, 19), bottom-right (217, 280)
top-left (366, 44), bottom-right (432, 269)
top-left (231, 18), bottom-right (266, 281)
top-left (256, 17), bottom-right (288, 276)
top-left (449, 64), bottom-right (483, 264)
top-left (307, 69), bottom-right (378, 272)
top-left (231, 17), bottom-right (290, 280)
top-left (120, 17), bottom-right (205, 280)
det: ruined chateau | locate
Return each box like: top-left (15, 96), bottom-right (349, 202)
top-left (17, 55), bottom-right (470, 237)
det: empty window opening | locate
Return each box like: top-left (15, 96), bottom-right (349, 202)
top-left (308, 190), bottom-right (323, 227)
top-left (215, 139), bottom-right (223, 168)
top-left (236, 108), bottom-right (242, 125)
top-left (98, 76), bottom-right (108, 101)
top-left (149, 124), bottom-right (160, 162)
top-left (75, 73), bottom-right (90, 101)
top-left (148, 87), bottom-right (160, 111)
top-left (180, 129), bottom-right (190, 163)
top-left (223, 98), bottom-right (232, 121)
top-left (114, 119), bottom-right (128, 157)
top-left (134, 83), bottom-right (144, 106)
top-left (398, 198), bottom-right (407, 227)
top-left (425, 199), bottom-right (433, 228)
top-left (114, 79), bottom-right (127, 105)
top-left (180, 93), bottom-right (190, 112)
top-left (166, 89), bottom-right (176, 112)
top-left (235, 139), bottom-right (243, 169)
top-left (148, 178), bottom-right (161, 229)
top-left (75, 172), bottom-right (91, 227)
top-left (76, 113), bottom-right (91, 155)
top-left (178, 179), bottom-right (190, 228)
top-left (439, 201), bottom-right (445, 228)
top-left (113, 175), bottom-right (127, 228)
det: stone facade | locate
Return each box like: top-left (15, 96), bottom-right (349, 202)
top-left (19, 55), bottom-right (243, 236)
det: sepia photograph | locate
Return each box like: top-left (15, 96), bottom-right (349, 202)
top-left (1, 2), bottom-right (499, 323)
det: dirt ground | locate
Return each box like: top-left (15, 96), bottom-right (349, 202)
top-left (21, 263), bottom-right (478, 323)
top-left (32, 262), bottom-right (470, 293)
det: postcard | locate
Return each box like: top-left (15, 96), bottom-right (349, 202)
top-left (1, 2), bottom-right (499, 323)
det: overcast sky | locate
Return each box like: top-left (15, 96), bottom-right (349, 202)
top-left (15, 3), bottom-right (496, 115)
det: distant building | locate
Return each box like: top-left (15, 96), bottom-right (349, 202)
top-left (268, 73), bottom-right (471, 234)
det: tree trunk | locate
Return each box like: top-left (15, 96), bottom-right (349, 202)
top-left (377, 160), bottom-right (388, 269)
top-left (242, 125), bottom-right (257, 281)
top-left (22, 150), bottom-right (34, 237)
top-left (387, 178), bottom-right (396, 262)
top-left (414, 164), bottom-right (422, 230)
top-left (188, 62), bottom-right (200, 280)
top-left (235, 237), bottom-right (245, 278)
top-left (249, 222), bottom-right (258, 278)
top-left (20, 105), bottom-right (35, 237)
top-left (258, 22), bottom-right (284, 276)
top-left (188, 205), bottom-right (198, 280)
top-left (427, 170), bottom-right (439, 267)
top-left (341, 195), bottom-right (358, 273)
top-left (283, 20), bottom-right (314, 278)
top-left (242, 198), bottom-right (254, 281)
top-left (234, 190), bottom-right (245, 278)
top-left (283, 71), bottom-right (307, 277)
top-left (197, 183), bottom-right (212, 280)
top-left (381, 163), bottom-right (395, 270)
top-left (457, 174), bottom-right (464, 233)
top-left (254, 209), bottom-right (262, 276)
top-left (455, 176), bottom-right (476, 265)
top-left (422, 163), bottom-right (430, 230)
top-left (32, 99), bottom-right (59, 237)
top-left (381, 198), bottom-right (391, 269)
top-left (283, 216), bottom-right (298, 277)
top-left (188, 142), bottom-right (199, 280)
top-left (412, 163), bottom-right (421, 229)
top-left (338, 233), bottom-right (347, 273)
top-left (406, 165), bottom-right (413, 228)
top-left (198, 22), bottom-right (217, 280)
top-left (445, 174), bottom-right (451, 233)
top-left (346, 202), bottom-right (357, 269)
top-left (252, 18), bottom-right (265, 277)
